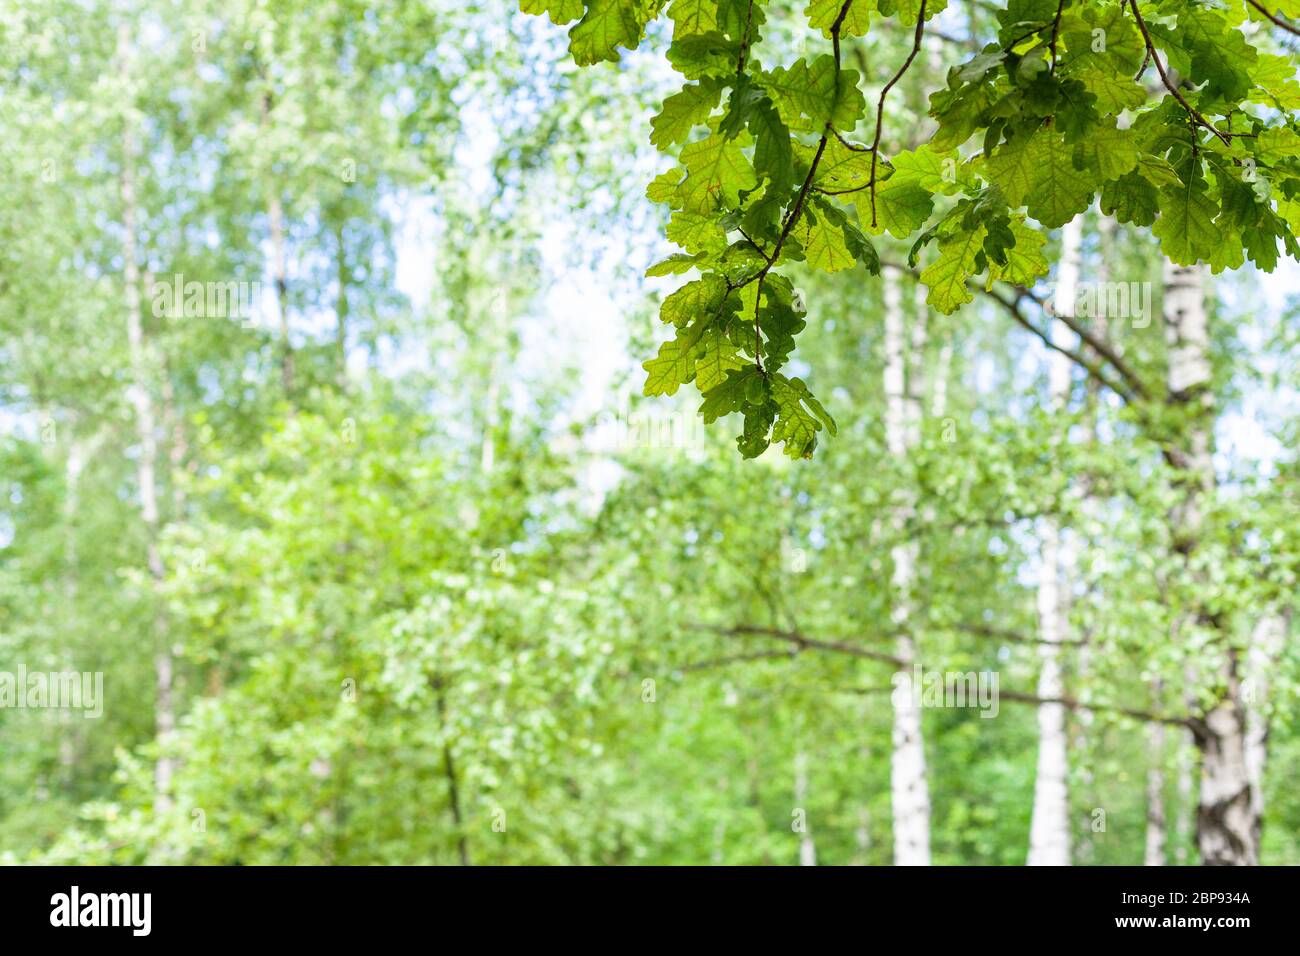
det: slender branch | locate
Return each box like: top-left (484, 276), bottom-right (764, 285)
top-left (828, 683), bottom-right (1189, 726)
top-left (746, 0), bottom-right (854, 374)
top-left (1048, 0), bottom-right (1066, 74)
top-left (736, 0), bottom-right (756, 74)
top-left (879, 260), bottom-right (1138, 403)
top-left (1245, 0), bottom-right (1300, 37)
top-left (985, 285), bottom-right (1138, 403)
top-left (679, 648), bottom-right (799, 672)
top-left (1016, 285), bottom-right (1151, 400)
top-left (831, 128), bottom-right (871, 152)
top-left (694, 623), bottom-right (906, 666)
top-left (869, 0), bottom-right (927, 228)
top-left (950, 621), bottom-right (1088, 649)
top-left (1126, 0), bottom-right (1233, 146)
top-left (737, 226), bottom-right (774, 264)
top-left (995, 688), bottom-right (1192, 728)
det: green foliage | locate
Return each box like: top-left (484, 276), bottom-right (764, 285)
top-left (524, 0), bottom-right (1300, 456)
top-left (2, 0), bottom-right (1298, 869)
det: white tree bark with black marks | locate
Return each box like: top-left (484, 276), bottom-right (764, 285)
top-left (884, 269), bottom-right (931, 866)
top-left (1245, 614), bottom-right (1285, 831)
top-left (1027, 219), bottom-right (1079, 867)
top-left (1162, 261), bottom-right (1258, 865)
top-left (118, 25), bottom-right (173, 812)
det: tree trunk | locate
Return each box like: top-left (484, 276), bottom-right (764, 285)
top-left (268, 186), bottom-right (293, 395)
top-left (794, 750), bottom-right (816, 866)
top-left (119, 24), bottom-right (174, 813)
top-left (1244, 613), bottom-right (1284, 840)
top-left (334, 219), bottom-right (349, 389)
top-left (1144, 688), bottom-right (1167, 866)
top-left (1027, 219), bottom-right (1080, 866)
top-left (884, 269), bottom-right (931, 866)
top-left (1162, 261), bottom-right (1258, 865)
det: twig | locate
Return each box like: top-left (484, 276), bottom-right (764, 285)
top-left (694, 623), bottom-right (907, 666)
top-left (869, 0), bottom-right (927, 228)
top-left (1126, 0), bottom-right (1233, 146)
top-left (1245, 0), bottom-right (1300, 37)
top-left (1015, 284), bottom-right (1151, 400)
top-left (1048, 0), bottom-right (1066, 74)
top-left (746, 0), bottom-right (855, 374)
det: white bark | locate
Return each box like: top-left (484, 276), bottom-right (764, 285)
top-left (884, 269), bottom-right (931, 866)
top-left (1162, 261), bottom-right (1258, 865)
top-left (1144, 688), bottom-right (1167, 866)
top-left (794, 750), bottom-right (816, 866)
top-left (118, 25), bottom-right (173, 812)
top-left (1245, 614), bottom-right (1285, 826)
top-left (1027, 220), bottom-right (1080, 867)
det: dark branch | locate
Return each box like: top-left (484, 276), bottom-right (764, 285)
top-left (694, 623), bottom-right (906, 666)
top-left (1126, 0), bottom-right (1233, 146)
top-left (1016, 285), bottom-right (1151, 401)
top-left (869, 0), bottom-right (927, 228)
top-left (1245, 0), bottom-right (1300, 37)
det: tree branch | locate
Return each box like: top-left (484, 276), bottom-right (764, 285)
top-left (869, 0), bottom-right (927, 228)
top-left (693, 623), bottom-right (906, 666)
top-left (879, 260), bottom-right (1139, 404)
top-left (1015, 284), bottom-right (1151, 401)
top-left (746, 0), bottom-right (855, 374)
top-left (1126, 0), bottom-right (1233, 146)
top-left (1245, 0), bottom-right (1300, 37)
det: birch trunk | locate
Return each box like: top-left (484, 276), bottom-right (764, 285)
top-left (268, 185), bottom-right (292, 395)
top-left (884, 269), bottom-right (930, 866)
top-left (794, 750), bottom-right (816, 866)
top-left (119, 25), bottom-right (174, 812)
top-left (1245, 614), bottom-right (1285, 832)
top-left (1027, 219), bottom-right (1079, 866)
top-left (1144, 685), bottom-right (1167, 866)
top-left (258, 75), bottom-right (293, 397)
top-left (1162, 261), bottom-right (1258, 865)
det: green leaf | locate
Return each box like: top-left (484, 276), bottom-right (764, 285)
top-left (804, 135), bottom-right (873, 192)
top-left (668, 0), bottom-right (718, 37)
top-left (643, 321), bottom-right (705, 395)
top-left (676, 133), bottom-right (759, 212)
top-left (986, 126), bottom-right (1095, 228)
top-left (864, 174), bottom-right (934, 238)
top-left (1153, 180), bottom-right (1222, 266)
top-left (805, 0), bottom-right (871, 37)
top-left (1100, 170), bottom-right (1159, 226)
top-left (647, 167), bottom-right (686, 204)
top-left (698, 364), bottom-right (760, 424)
top-left (519, 0), bottom-right (585, 25)
top-left (794, 205), bottom-right (857, 273)
top-left (651, 81), bottom-right (723, 149)
top-left (987, 219), bottom-right (1048, 287)
top-left (569, 0), bottom-right (656, 66)
top-left (660, 274), bottom-right (729, 327)
top-left (761, 55), bottom-right (865, 133)
top-left (694, 327), bottom-right (745, 391)
top-left (921, 222), bottom-right (986, 314)
top-left (770, 373), bottom-right (834, 459)
top-left (1072, 124), bottom-right (1138, 182)
top-left (647, 253), bottom-right (706, 276)
top-left (666, 211), bottom-right (727, 253)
